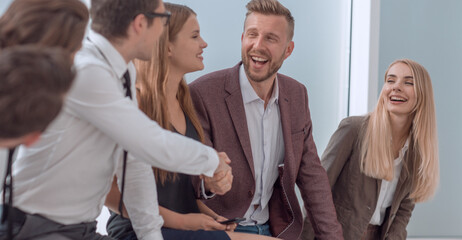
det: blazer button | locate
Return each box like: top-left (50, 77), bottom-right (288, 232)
top-left (248, 191), bottom-right (254, 198)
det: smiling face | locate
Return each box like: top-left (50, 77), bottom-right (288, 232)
top-left (241, 13), bottom-right (294, 83)
top-left (381, 62), bottom-right (417, 119)
top-left (168, 14), bottom-right (207, 74)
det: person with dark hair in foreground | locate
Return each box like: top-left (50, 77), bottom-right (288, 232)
top-left (0, 46), bottom-right (76, 240)
top-left (0, 46), bottom-right (74, 148)
top-left (0, 0), bottom-right (89, 57)
top-left (0, 0), bottom-right (89, 238)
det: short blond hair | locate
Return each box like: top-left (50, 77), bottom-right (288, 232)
top-left (245, 0), bottom-right (294, 40)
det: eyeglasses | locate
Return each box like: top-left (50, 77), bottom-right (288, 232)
top-left (144, 11), bottom-right (171, 26)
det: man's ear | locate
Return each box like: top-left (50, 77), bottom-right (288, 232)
top-left (22, 132), bottom-right (41, 147)
top-left (131, 13), bottom-right (148, 36)
top-left (284, 40), bottom-right (294, 60)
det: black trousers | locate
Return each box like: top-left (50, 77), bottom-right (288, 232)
top-left (0, 206), bottom-right (113, 240)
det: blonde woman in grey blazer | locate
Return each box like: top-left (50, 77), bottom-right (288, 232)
top-left (303, 59), bottom-right (439, 240)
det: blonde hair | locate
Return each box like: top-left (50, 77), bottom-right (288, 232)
top-left (360, 59), bottom-right (439, 202)
top-left (135, 3), bottom-right (204, 185)
top-left (245, 0), bottom-right (294, 40)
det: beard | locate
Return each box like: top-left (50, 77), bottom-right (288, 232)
top-left (241, 49), bottom-right (285, 83)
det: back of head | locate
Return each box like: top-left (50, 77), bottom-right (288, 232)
top-left (245, 0), bottom-right (295, 40)
top-left (90, 0), bottom-right (159, 40)
top-left (0, 46), bottom-right (75, 139)
top-left (0, 0), bottom-right (89, 52)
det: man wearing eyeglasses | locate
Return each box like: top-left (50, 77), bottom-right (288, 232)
top-left (7, 0), bottom-right (232, 239)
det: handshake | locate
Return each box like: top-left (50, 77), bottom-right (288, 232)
top-left (201, 152), bottom-right (234, 195)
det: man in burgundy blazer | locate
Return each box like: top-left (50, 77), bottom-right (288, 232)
top-left (189, 0), bottom-right (343, 239)
top-left (190, 62), bottom-right (342, 240)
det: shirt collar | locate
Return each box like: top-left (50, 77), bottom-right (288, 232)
top-left (395, 136), bottom-right (410, 165)
top-left (88, 30), bottom-right (129, 80)
top-left (400, 136), bottom-right (410, 156)
top-left (239, 65), bottom-right (279, 105)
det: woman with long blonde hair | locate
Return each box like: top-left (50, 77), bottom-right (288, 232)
top-left (303, 59), bottom-right (439, 240)
top-left (105, 3), bottom-right (279, 240)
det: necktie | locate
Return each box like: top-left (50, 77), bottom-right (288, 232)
top-left (122, 70), bottom-right (132, 100)
top-left (119, 70), bottom-right (131, 218)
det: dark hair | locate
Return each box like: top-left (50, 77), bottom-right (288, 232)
top-left (90, 0), bottom-right (159, 40)
top-left (245, 0), bottom-right (295, 40)
top-left (0, 46), bottom-right (75, 138)
top-left (0, 0), bottom-right (89, 53)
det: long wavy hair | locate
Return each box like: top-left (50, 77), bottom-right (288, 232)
top-left (135, 3), bottom-right (204, 185)
top-left (360, 59), bottom-right (439, 202)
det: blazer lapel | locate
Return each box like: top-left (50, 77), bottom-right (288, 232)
top-left (374, 163), bottom-right (409, 209)
top-left (224, 63), bottom-right (255, 179)
top-left (277, 76), bottom-right (294, 177)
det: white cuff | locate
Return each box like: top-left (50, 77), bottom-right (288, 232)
top-left (201, 178), bottom-right (216, 199)
top-left (201, 147), bottom-right (219, 177)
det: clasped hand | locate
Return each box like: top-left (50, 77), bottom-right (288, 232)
top-left (201, 152), bottom-right (233, 195)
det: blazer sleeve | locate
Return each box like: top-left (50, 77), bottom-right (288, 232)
top-left (321, 116), bottom-right (362, 187)
top-left (385, 193), bottom-right (415, 239)
top-left (302, 116), bottom-right (363, 239)
top-left (296, 86), bottom-right (343, 240)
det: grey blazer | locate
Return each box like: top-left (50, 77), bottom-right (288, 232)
top-left (302, 116), bottom-right (416, 240)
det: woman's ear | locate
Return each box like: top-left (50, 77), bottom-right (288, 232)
top-left (167, 42), bottom-right (173, 57)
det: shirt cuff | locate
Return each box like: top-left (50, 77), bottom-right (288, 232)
top-left (138, 230), bottom-right (164, 240)
top-left (201, 178), bottom-right (216, 199)
top-left (201, 147), bottom-right (219, 177)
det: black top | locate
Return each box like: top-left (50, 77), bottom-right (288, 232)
top-left (156, 114), bottom-right (200, 214)
top-left (107, 114), bottom-right (201, 238)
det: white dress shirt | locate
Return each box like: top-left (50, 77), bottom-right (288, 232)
top-left (10, 31), bottom-right (219, 239)
top-left (369, 138), bottom-right (409, 225)
top-left (239, 66), bottom-right (285, 225)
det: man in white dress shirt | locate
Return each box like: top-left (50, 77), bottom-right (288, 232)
top-left (0, 0), bottom-right (232, 239)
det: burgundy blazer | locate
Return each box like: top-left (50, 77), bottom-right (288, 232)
top-left (189, 63), bottom-right (343, 240)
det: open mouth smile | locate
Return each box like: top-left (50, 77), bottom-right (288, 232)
top-left (389, 95), bottom-right (408, 103)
